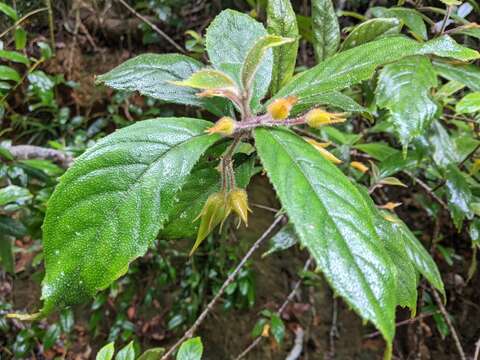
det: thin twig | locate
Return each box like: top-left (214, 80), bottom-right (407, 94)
top-left (363, 312), bottom-right (437, 339)
top-left (431, 287), bottom-right (466, 360)
top-left (0, 7), bottom-right (48, 39)
top-left (117, 0), bottom-right (185, 53)
top-left (160, 215), bottom-right (285, 360)
top-left (474, 337), bottom-right (480, 360)
top-left (4, 145), bottom-right (72, 167)
top-left (45, 0), bottom-right (55, 54)
top-left (285, 326), bottom-right (305, 360)
top-left (438, 5), bottom-right (452, 35)
top-left (329, 296), bottom-right (339, 358)
top-left (403, 171), bottom-right (448, 211)
top-left (234, 257), bottom-right (313, 360)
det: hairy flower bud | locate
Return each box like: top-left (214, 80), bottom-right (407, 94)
top-left (305, 108), bottom-right (346, 128)
top-left (192, 192), bottom-right (230, 255)
top-left (304, 138), bottom-right (342, 164)
top-left (206, 117), bottom-right (236, 136)
top-left (228, 188), bottom-right (252, 227)
top-left (267, 96), bottom-right (298, 120)
top-left (350, 161), bottom-right (369, 174)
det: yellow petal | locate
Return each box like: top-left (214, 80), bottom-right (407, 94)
top-left (305, 108), bottom-right (346, 128)
top-left (350, 161), bottom-right (369, 174)
top-left (205, 117), bottom-right (236, 136)
top-left (378, 202), bottom-right (402, 211)
top-left (267, 96), bottom-right (298, 120)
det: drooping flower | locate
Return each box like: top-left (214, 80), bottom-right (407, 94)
top-left (305, 108), bottom-right (346, 128)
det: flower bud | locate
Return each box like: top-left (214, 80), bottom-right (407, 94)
top-left (206, 117), bottom-right (236, 136)
top-left (304, 138), bottom-right (342, 164)
top-left (350, 161), bottom-right (369, 174)
top-left (228, 188), bottom-right (251, 227)
top-left (378, 202), bottom-right (402, 211)
top-left (305, 108), bottom-right (346, 128)
top-left (267, 96), bottom-right (298, 120)
top-left (191, 192), bottom-right (230, 255)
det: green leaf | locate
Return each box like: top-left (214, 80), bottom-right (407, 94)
top-left (312, 0), bottom-right (340, 62)
top-left (386, 215), bottom-right (444, 296)
top-left (375, 56), bottom-right (438, 147)
top-left (115, 341), bottom-right (135, 360)
top-left (96, 54), bottom-right (231, 117)
top-left (241, 35), bottom-right (294, 93)
top-left (0, 235), bottom-right (15, 274)
top-left (380, 222), bottom-right (418, 312)
top-left (272, 35), bottom-right (479, 104)
top-left (428, 121), bottom-right (461, 168)
top-left (267, 0), bottom-right (299, 94)
top-left (96, 342), bottom-right (115, 360)
top-left (370, 7), bottom-right (428, 40)
top-left (0, 50), bottom-right (30, 65)
top-left (354, 143), bottom-right (399, 161)
top-left (0, 185), bottom-right (32, 206)
top-left (262, 223), bottom-right (298, 257)
top-left (0, 215), bottom-right (27, 238)
top-left (171, 68), bottom-right (237, 90)
top-left (433, 61), bottom-right (480, 91)
top-left (456, 92), bottom-right (480, 114)
top-left (40, 118), bottom-right (220, 314)
top-left (160, 157), bottom-right (257, 239)
top-left (0, 65), bottom-right (21, 82)
top-left (176, 337), bottom-right (203, 360)
top-left (445, 164), bottom-right (473, 230)
top-left (206, 9), bottom-right (271, 112)
top-left (15, 27), bottom-right (27, 50)
top-left (457, 27), bottom-right (480, 40)
top-left (137, 348), bottom-right (166, 360)
top-left (341, 18), bottom-right (402, 51)
top-left (291, 91), bottom-right (367, 115)
top-left (0, 3), bottom-right (17, 20)
top-left (270, 313), bottom-right (285, 344)
top-left (254, 127), bottom-right (397, 346)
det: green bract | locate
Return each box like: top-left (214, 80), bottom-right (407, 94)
top-left (32, 5), bottom-right (480, 358)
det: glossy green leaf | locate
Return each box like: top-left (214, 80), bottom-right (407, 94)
top-left (428, 121), bottom-right (461, 168)
top-left (262, 223), bottom-right (298, 257)
top-left (341, 18), bottom-right (402, 51)
top-left (433, 61), bottom-right (480, 91)
top-left (206, 9), bottom-right (271, 112)
top-left (267, 0), bottom-right (299, 94)
top-left (0, 185), bottom-right (32, 206)
top-left (457, 27), bottom-right (480, 40)
top-left (176, 337), bottom-right (203, 360)
top-left (354, 143), bottom-right (399, 161)
top-left (0, 50), bottom-right (30, 65)
top-left (41, 118), bottom-right (220, 314)
top-left (96, 342), bottom-right (115, 360)
top-left (0, 3), bottom-right (17, 20)
top-left (96, 54), bottom-right (231, 117)
top-left (160, 157), bottom-right (257, 240)
top-left (254, 127), bottom-right (397, 346)
top-left (445, 164), bottom-right (473, 230)
top-left (0, 65), bottom-right (21, 83)
top-left (386, 215), bottom-right (444, 296)
top-left (370, 7), bottom-right (428, 40)
top-left (137, 348), bottom-right (166, 360)
top-left (270, 313), bottom-right (285, 344)
top-left (273, 36), bottom-right (479, 104)
top-left (456, 92), bottom-right (480, 114)
top-left (312, 0), bottom-right (340, 62)
top-left (291, 91), bottom-right (367, 115)
top-left (241, 35), bottom-right (294, 93)
top-left (171, 68), bottom-right (236, 90)
top-left (376, 56), bottom-right (438, 147)
top-left (115, 341), bottom-right (135, 360)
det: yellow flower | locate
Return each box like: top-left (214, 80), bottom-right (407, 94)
top-left (305, 108), bottom-right (346, 128)
top-left (350, 161), bottom-right (369, 174)
top-left (228, 188), bottom-right (252, 227)
top-left (378, 202), bottom-right (402, 211)
top-left (205, 117), bottom-right (236, 136)
top-left (304, 138), bottom-right (342, 164)
top-left (191, 192), bottom-right (230, 255)
top-left (267, 96), bottom-right (298, 120)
